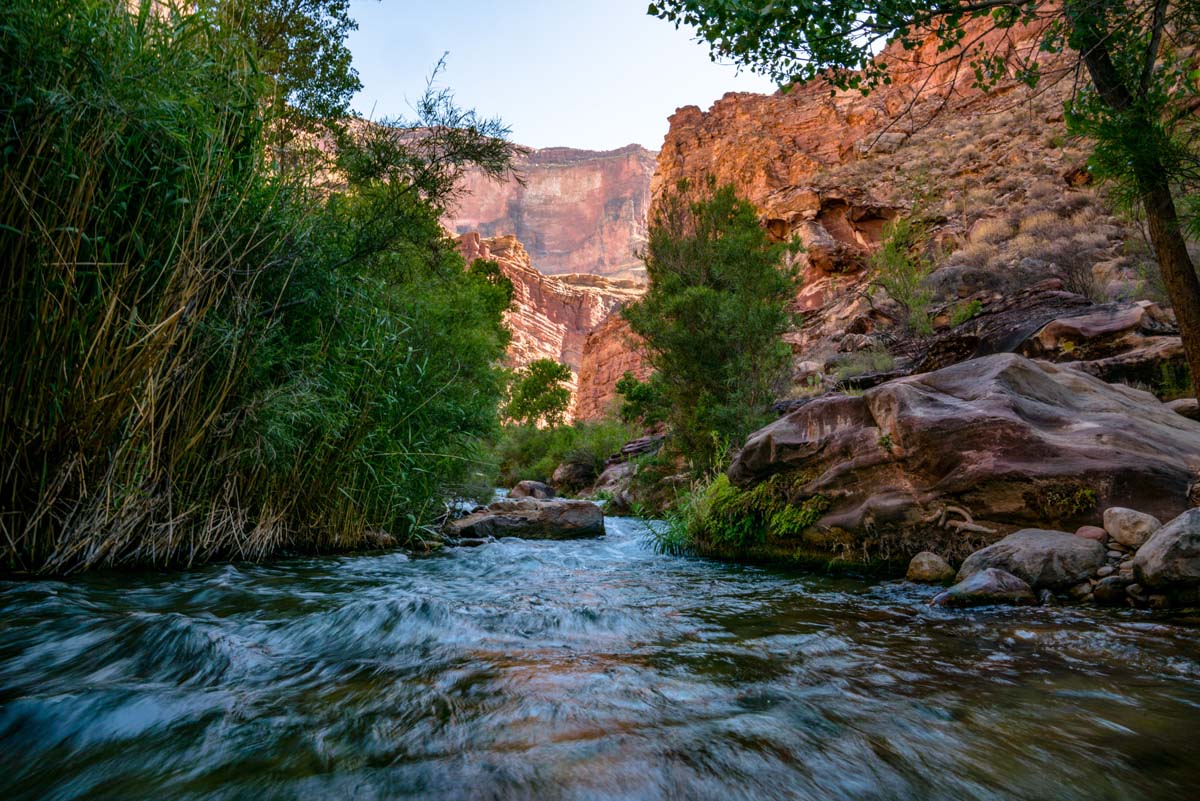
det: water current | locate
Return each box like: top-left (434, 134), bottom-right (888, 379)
top-left (2, 514), bottom-right (1199, 800)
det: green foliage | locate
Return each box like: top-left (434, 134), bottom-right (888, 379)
top-left (647, 0), bottom-right (1044, 92)
top-left (469, 258), bottom-right (516, 307)
top-left (615, 371), bottom-right (669, 427)
top-left (871, 216), bottom-right (933, 335)
top-left (832, 347), bottom-right (895, 382)
top-left (492, 419), bottom-right (640, 489)
top-left (1155, 362), bottom-right (1194, 402)
top-left (1026, 483), bottom-right (1099, 523)
top-left (226, 0), bottom-right (361, 122)
top-left (651, 471), bottom-right (829, 556)
top-left (503, 359), bottom-right (573, 428)
top-left (623, 179), bottom-right (800, 471)
top-left (0, 0), bottom-right (520, 572)
top-left (949, 299), bottom-right (985, 327)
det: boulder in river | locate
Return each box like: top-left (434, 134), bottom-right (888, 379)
top-left (510, 480), bottom-right (556, 500)
top-left (956, 529), bottom-right (1106, 590)
top-left (1102, 507), bottom-right (1161, 549)
top-left (932, 568), bottom-right (1036, 607)
top-left (446, 498), bottom-right (604, 541)
top-left (906, 552), bottom-right (956, 583)
top-left (1132, 508), bottom-right (1200, 590)
top-left (727, 353), bottom-right (1200, 568)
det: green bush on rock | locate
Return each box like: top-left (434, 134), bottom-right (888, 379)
top-left (654, 473), bottom-right (829, 560)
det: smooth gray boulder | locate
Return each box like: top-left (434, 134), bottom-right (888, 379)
top-left (510, 480), bottom-right (556, 500)
top-left (956, 529), bottom-right (1106, 590)
top-left (1102, 507), bottom-right (1161, 549)
top-left (446, 498), bottom-right (604, 541)
top-left (906, 552), bottom-right (956, 583)
top-left (932, 568), bottom-right (1036, 607)
top-left (1132, 508), bottom-right (1200, 588)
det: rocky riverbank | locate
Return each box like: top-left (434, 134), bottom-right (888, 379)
top-left (922, 506), bottom-right (1200, 608)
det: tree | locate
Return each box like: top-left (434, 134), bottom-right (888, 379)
top-left (623, 179), bottom-right (800, 471)
top-left (649, 0), bottom-right (1200, 397)
top-left (616, 371), bottom-right (669, 428)
top-left (504, 359), bottom-right (574, 428)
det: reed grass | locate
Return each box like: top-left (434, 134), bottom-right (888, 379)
top-left (1, 0), bottom-right (517, 573)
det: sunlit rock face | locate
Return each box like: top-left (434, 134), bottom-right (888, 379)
top-left (445, 145), bottom-right (657, 281)
top-left (574, 314), bottom-right (652, 421)
top-left (456, 233), bottom-right (643, 406)
top-left (648, 18), bottom-right (1145, 379)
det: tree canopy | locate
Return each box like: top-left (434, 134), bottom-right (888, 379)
top-left (623, 179), bottom-right (800, 470)
top-left (504, 359), bottom-right (574, 428)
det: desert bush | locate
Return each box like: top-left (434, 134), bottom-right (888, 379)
top-left (832, 347), bottom-right (896, 381)
top-left (949, 299), bottom-right (985, 326)
top-left (871, 216), bottom-right (934, 335)
top-left (968, 217), bottom-right (1014, 244)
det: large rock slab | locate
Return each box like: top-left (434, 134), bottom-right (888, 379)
top-left (1132, 508), bottom-right (1200, 589)
top-left (446, 498), bottom-right (604, 541)
top-left (932, 568), bottom-right (1036, 607)
top-left (728, 354), bottom-right (1200, 565)
top-left (957, 529), bottom-right (1106, 590)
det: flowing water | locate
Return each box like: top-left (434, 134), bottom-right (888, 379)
top-left (3, 515), bottom-right (1200, 801)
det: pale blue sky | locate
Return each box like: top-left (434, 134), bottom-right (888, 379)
top-left (346, 0), bottom-right (778, 150)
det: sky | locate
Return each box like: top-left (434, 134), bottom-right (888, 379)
top-left (346, 0), bottom-right (778, 151)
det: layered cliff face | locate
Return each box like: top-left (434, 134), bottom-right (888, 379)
top-left (446, 145), bottom-right (657, 281)
top-left (457, 233), bottom-right (643, 403)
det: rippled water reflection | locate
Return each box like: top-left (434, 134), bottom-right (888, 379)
top-left (2, 516), bottom-right (1199, 800)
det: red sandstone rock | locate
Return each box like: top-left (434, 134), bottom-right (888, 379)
top-left (457, 233), bottom-right (643, 409)
top-left (574, 315), bottom-right (651, 421)
top-left (445, 145), bottom-right (656, 280)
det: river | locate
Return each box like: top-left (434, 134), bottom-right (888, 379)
top-left (2, 515), bottom-right (1199, 800)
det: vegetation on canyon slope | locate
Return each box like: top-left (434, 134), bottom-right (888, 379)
top-left (0, 0), bottom-right (521, 572)
top-left (651, 0), bottom-right (1200, 398)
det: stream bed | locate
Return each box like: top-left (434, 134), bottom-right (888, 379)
top-left (2, 515), bottom-right (1199, 800)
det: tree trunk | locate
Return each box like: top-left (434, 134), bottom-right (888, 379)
top-left (1069, 6), bottom-right (1200, 398)
top-left (1144, 182), bottom-right (1200, 399)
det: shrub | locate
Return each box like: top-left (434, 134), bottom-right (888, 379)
top-left (871, 216), bottom-right (934, 335)
top-left (0, 0), bottom-right (521, 572)
top-left (949, 299), bottom-right (984, 326)
top-left (493, 419), bottom-right (640, 489)
top-left (651, 472), bottom-right (830, 557)
top-left (832, 347), bottom-right (895, 381)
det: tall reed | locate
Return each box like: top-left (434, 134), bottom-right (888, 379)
top-left (1, 0), bottom-right (516, 572)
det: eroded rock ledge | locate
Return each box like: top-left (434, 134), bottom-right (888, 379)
top-left (726, 353), bottom-right (1200, 567)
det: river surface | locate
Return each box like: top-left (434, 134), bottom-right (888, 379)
top-left (3, 515), bottom-right (1200, 801)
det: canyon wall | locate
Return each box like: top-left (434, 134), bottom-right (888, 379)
top-left (457, 233), bottom-right (643, 403)
top-left (446, 145), bottom-right (657, 281)
top-left (638, 20), bottom-right (1157, 378)
top-left (574, 315), bottom-right (652, 421)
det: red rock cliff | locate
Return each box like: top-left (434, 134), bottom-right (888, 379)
top-left (457, 233), bottom-right (644, 404)
top-left (446, 145), bottom-right (656, 280)
top-left (574, 315), bottom-right (652, 421)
